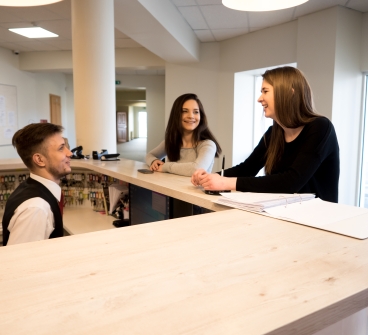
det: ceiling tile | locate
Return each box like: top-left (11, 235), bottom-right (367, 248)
top-left (211, 27), bottom-right (249, 41)
top-left (248, 9), bottom-right (294, 30)
top-left (179, 6), bottom-right (208, 29)
top-left (37, 19), bottom-right (71, 39)
top-left (200, 5), bottom-right (248, 29)
top-left (46, 0), bottom-right (71, 19)
top-left (115, 38), bottom-right (142, 48)
top-left (171, 0), bottom-right (197, 5)
top-left (346, 0), bottom-right (368, 12)
top-left (21, 39), bottom-right (60, 51)
top-left (0, 9), bottom-right (24, 23)
top-left (0, 41), bottom-right (34, 52)
top-left (294, 0), bottom-right (346, 18)
top-left (4, 6), bottom-right (63, 22)
top-left (0, 22), bottom-right (32, 29)
top-left (41, 38), bottom-right (72, 50)
top-left (194, 29), bottom-right (216, 42)
top-left (196, 0), bottom-right (222, 4)
top-left (0, 27), bottom-right (28, 42)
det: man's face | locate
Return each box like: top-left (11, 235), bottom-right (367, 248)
top-left (42, 133), bottom-right (72, 182)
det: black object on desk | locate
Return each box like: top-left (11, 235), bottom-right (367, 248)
top-left (92, 149), bottom-right (108, 160)
top-left (101, 153), bottom-right (120, 161)
top-left (71, 146), bottom-right (86, 159)
top-left (138, 169), bottom-right (154, 174)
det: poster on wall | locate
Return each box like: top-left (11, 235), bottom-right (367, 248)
top-left (0, 84), bottom-right (18, 146)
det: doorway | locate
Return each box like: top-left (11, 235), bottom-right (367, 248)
top-left (116, 88), bottom-right (147, 162)
top-left (50, 94), bottom-right (61, 125)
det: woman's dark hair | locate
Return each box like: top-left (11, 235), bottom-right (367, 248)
top-left (165, 93), bottom-right (222, 162)
top-left (262, 66), bottom-right (321, 174)
top-left (12, 123), bottom-right (64, 169)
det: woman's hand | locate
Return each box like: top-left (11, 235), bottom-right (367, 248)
top-left (191, 169), bottom-right (207, 186)
top-left (150, 159), bottom-right (164, 172)
top-left (192, 169), bottom-right (237, 191)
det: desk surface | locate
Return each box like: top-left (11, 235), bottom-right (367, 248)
top-left (63, 207), bottom-right (116, 235)
top-left (1, 209), bottom-right (368, 335)
top-left (70, 159), bottom-right (229, 212)
top-left (0, 158), bottom-right (229, 212)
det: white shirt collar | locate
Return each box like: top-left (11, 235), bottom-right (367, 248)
top-left (30, 173), bottom-right (61, 202)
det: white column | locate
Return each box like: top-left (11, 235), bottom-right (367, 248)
top-left (71, 0), bottom-right (116, 156)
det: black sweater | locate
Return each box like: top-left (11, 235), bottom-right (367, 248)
top-left (224, 117), bottom-right (340, 202)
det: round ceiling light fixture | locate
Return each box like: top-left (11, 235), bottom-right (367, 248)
top-left (0, 0), bottom-right (62, 6)
top-left (222, 0), bottom-right (309, 11)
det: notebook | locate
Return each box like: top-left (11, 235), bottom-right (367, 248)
top-left (214, 193), bottom-right (368, 239)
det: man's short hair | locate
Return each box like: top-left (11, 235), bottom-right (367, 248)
top-left (12, 123), bottom-right (64, 169)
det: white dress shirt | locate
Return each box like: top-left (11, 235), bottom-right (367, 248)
top-left (7, 173), bottom-right (62, 245)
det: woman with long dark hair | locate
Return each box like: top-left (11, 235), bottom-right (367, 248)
top-left (146, 93), bottom-right (222, 177)
top-left (192, 66), bottom-right (340, 202)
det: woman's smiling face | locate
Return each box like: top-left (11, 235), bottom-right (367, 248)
top-left (181, 99), bottom-right (200, 133)
top-left (258, 80), bottom-right (276, 121)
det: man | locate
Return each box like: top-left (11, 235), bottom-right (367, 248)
top-left (2, 123), bottom-right (72, 245)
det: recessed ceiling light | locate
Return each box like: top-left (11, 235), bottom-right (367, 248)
top-left (0, 0), bottom-right (62, 6)
top-left (9, 27), bottom-right (58, 38)
top-left (222, 0), bottom-right (309, 11)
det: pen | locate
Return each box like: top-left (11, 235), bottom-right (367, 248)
top-left (221, 155), bottom-right (225, 177)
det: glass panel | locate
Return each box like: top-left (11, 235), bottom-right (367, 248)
top-left (359, 75), bottom-right (368, 207)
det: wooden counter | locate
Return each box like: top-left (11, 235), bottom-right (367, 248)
top-left (0, 209), bottom-right (368, 334)
top-left (0, 158), bottom-right (230, 213)
top-left (70, 159), bottom-right (230, 212)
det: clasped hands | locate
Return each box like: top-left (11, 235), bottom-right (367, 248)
top-left (191, 169), bottom-right (236, 191)
top-left (149, 159), bottom-right (164, 172)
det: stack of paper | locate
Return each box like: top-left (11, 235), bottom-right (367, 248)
top-left (214, 192), bottom-right (368, 239)
top-left (214, 192), bottom-right (315, 212)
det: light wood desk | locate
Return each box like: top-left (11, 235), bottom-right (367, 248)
top-left (0, 158), bottom-right (230, 235)
top-left (0, 209), bottom-right (368, 334)
top-left (70, 159), bottom-right (229, 212)
top-left (0, 158), bottom-right (229, 213)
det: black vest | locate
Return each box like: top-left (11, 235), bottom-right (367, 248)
top-left (2, 177), bottom-right (63, 246)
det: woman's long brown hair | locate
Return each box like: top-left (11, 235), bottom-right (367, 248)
top-left (165, 93), bottom-right (222, 162)
top-left (263, 67), bottom-right (321, 174)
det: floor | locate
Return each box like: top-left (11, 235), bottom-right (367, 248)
top-left (117, 137), bottom-right (147, 163)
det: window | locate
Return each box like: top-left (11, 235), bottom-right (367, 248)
top-left (138, 111), bottom-right (147, 138)
top-left (358, 75), bottom-right (368, 207)
top-left (233, 63), bottom-right (295, 168)
top-left (253, 75), bottom-right (273, 148)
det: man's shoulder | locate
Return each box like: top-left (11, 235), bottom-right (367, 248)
top-left (15, 197), bottom-right (51, 213)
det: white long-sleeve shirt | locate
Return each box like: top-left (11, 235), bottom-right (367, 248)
top-left (6, 173), bottom-right (62, 245)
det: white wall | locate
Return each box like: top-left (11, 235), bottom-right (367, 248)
top-left (0, 47), bottom-right (72, 159)
top-left (296, 7), bottom-right (363, 205)
top-left (217, 21), bottom-right (298, 170)
top-left (165, 43), bottom-right (221, 169)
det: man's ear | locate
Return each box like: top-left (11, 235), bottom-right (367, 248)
top-left (32, 153), bottom-right (46, 168)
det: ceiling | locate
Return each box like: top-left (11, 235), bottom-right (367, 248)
top-left (0, 0), bottom-right (366, 75)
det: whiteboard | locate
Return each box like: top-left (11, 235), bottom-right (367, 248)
top-left (0, 84), bottom-right (18, 146)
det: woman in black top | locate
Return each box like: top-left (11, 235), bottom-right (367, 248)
top-left (191, 66), bottom-right (340, 202)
